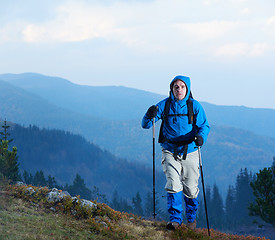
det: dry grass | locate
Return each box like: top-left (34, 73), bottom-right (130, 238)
top-left (0, 193), bottom-right (97, 239)
top-left (0, 184), bottom-right (270, 240)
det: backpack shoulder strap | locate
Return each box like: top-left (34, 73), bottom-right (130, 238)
top-left (158, 97), bottom-right (171, 143)
top-left (158, 94), bottom-right (195, 144)
top-left (187, 97), bottom-right (194, 124)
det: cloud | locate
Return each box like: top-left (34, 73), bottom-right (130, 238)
top-left (1, 0), bottom-right (274, 59)
top-left (265, 15), bottom-right (275, 38)
top-left (215, 42), bottom-right (274, 57)
top-left (215, 43), bottom-right (249, 56)
top-left (239, 7), bottom-right (250, 15)
top-left (174, 20), bottom-right (243, 41)
top-left (267, 15), bottom-right (275, 25)
top-left (249, 43), bottom-right (271, 56)
top-left (0, 22), bottom-right (27, 44)
top-left (22, 2), bottom-right (116, 43)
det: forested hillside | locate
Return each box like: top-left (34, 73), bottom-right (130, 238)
top-left (0, 75), bottom-right (275, 199)
top-left (1, 121), bottom-right (274, 238)
top-left (9, 124), bottom-right (164, 201)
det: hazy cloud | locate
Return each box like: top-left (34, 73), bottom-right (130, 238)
top-left (22, 2), bottom-right (116, 43)
top-left (174, 20), bottom-right (242, 41)
top-left (215, 42), bottom-right (274, 57)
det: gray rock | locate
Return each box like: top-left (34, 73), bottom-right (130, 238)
top-left (72, 196), bottom-right (79, 203)
top-left (24, 187), bottom-right (35, 195)
top-left (71, 209), bottom-right (77, 216)
top-left (46, 191), bottom-right (60, 203)
top-left (50, 207), bottom-right (56, 212)
top-left (95, 216), bottom-right (109, 228)
top-left (80, 199), bottom-right (97, 209)
top-left (62, 191), bottom-right (71, 197)
top-left (16, 181), bottom-right (27, 186)
top-left (46, 188), bottom-right (71, 203)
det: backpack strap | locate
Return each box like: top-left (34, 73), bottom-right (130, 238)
top-left (158, 97), bottom-right (171, 143)
top-left (158, 95), bottom-right (195, 143)
top-left (187, 98), bottom-right (194, 124)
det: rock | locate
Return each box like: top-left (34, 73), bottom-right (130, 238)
top-left (71, 209), bottom-right (77, 216)
top-left (72, 197), bottom-right (79, 204)
top-left (46, 189), bottom-right (68, 203)
top-left (51, 188), bottom-right (59, 192)
top-left (24, 187), bottom-right (35, 195)
top-left (62, 191), bottom-right (71, 197)
top-left (16, 181), bottom-right (27, 186)
top-left (95, 216), bottom-right (109, 228)
top-left (80, 199), bottom-right (97, 210)
top-left (99, 221), bottom-right (108, 228)
top-left (46, 191), bottom-right (59, 203)
top-left (50, 207), bottom-right (56, 212)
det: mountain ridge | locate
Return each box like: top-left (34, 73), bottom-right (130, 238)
top-left (0, 73), bottom-right (274, 198)
top-left (1, 72), bottom-right (274, 139)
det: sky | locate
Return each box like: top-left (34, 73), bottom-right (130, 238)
top-left (0, 0), bottom-right (274, 109)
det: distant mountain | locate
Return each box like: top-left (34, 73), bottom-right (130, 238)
top-left (0, 78), bottom-right (107, 126)
top-left (0, 73), bottom-right (274, 198)
top-left (0, 72), bottom-right (163, 121)
top-left (10, 123), bottom-right (164, 200)
top-left (1, 72), bottom-right (275, 139)
top-left (201, 102), bottom-right (275, 139)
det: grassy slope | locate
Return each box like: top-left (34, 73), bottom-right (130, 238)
top-left (0, 184), bottom-right (269, 240)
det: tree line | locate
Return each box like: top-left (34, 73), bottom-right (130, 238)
top-left (1, 120), bottom-right (274, 231)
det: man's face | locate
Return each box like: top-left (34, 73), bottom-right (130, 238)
top-left (172, 80), bottom-right (187, 101)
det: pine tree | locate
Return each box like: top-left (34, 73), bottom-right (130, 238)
top-left (120, 198), bottom-right (133, 213)
top-left (67, 174), bottom-right (92, 199)
top-left (249, 163), bottom-right (275, 225)
top-left (110, 190), bottom-right (133, 213)
top-left (197, 197), bottom-right (206, 228)
top-left (144, 191), bottom-right (154, 219)
top-left (210, 183), bottom-right (224, 230)
top-left (0, 120), bottom-right (19, 182)
top-left (90, 186), bottom-right (108, 204)
top-left (197, 186), bottom-right (211, 229)
top-left (33, 170), bottom-right (47, 186)
top-left (111, 190), bottom-right (120, 210)
top-left (132, 192), bottom-right (143, 216)
top-left (225, 185), bottom-right (236, 229)
top-left (0, 120), bottom-right (13, 142)
top-left (47, 175), bottom-right (58, 188)
top-left (143, 191), bottom-right (164, 220)
top-left (23, 170), bottom-right (33, 185)
top-left (234, 168), bottom-right (254, 224)
top-left (0, 140), bottom-right (20, 182)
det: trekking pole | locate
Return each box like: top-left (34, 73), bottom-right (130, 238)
top-left (152, 117), bottom-right (156, 219)
top-left (198, 146), bottom-right (210, 236)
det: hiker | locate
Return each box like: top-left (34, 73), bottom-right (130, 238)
top-left (142, 75), bottom-right (210, 230)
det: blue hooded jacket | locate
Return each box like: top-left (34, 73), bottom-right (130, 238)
top-left (142, 75), bottom-right (210, 155)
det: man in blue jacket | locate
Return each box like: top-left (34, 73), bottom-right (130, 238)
top-left (142, 75), bottom-right (210, 230)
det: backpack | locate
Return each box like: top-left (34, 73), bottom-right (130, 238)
top-left (158, 92), bottom-right (194, 144)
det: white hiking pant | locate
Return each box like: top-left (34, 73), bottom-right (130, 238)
top-left (161, 149), bottom-right (200, 199)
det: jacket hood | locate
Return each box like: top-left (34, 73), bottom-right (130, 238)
top-left (170, 75), bottom-right (191, 102)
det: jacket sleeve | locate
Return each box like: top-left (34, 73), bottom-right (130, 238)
top-left (141, 98), bottom-right (166, 129)
top-left (193, 100), bottom-right (210, 143)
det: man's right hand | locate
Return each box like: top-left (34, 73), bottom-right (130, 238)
top-left (146, 105), bottom-right (158, 119)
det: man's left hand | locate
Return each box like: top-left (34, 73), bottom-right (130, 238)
top-left (195, 135), bottom-right (204, 146)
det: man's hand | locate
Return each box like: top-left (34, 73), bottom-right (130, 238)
top-left (195, 135), bottom-right (204, 146)
top-left (146, 105), bottom-right (158, 119)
